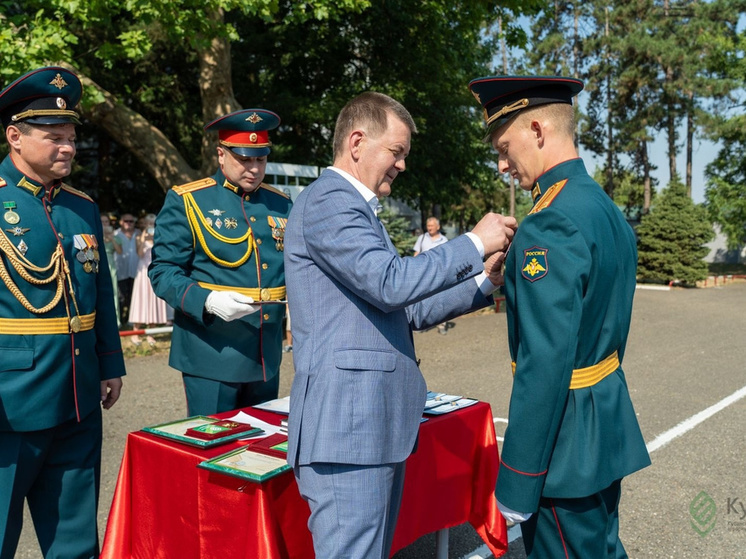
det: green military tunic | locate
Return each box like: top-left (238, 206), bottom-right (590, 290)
top-left (149, 170), bottom-right (291, 387)
top-left (0, 155), bottom-right (126, 431)
top-left (497, 158), bottom-right (650, 514)
top-left (0, 154), bottom-right (126, 558)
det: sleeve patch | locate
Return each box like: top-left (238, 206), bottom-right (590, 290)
top-left (521, 246), bottom-right (548, 282)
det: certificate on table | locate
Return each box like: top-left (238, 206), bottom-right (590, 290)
top-left (198, 445), bottom-right (291, 483)
top-left (142, 416), bottom-right (263, 448)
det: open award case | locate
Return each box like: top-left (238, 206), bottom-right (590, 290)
top-left (198, 434), bottom-right (291, 483)
top-left (142, 416), bottom-right (263, 448)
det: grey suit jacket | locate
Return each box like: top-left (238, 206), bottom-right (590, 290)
top-left (285, 169), bottom-right (491, 467)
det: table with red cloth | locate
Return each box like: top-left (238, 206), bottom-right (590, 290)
top-left (100, 401), bottom-right (507, 559)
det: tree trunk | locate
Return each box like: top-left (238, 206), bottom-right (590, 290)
top-left (197, 8), bottom-right (241, 177)
top-left (64, 64), bottom-right (199, 191)
top-left (499, 16), bottom-right (516, 217)
top-left (686, 91), bottom-right (694, 197)
top-left (60, 9), bottom-right (240, 192)
top-left (641, 139), bottom-right (652, 214)
top-left (605, 7), bottom-right (614, 198)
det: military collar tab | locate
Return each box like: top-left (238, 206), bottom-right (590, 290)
top-left (17, 176), bottom-right (62, 199)
top-left (531, 182), bottom-right (542, 202)
top-left (17, 176), bottom-right (42, 197)
top-left (222, 179), bottom-right (240, 195)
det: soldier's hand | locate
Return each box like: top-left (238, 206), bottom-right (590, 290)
top-left (484, 251), bottom-right (507, 287)
top-left (471, 212), bottom-right (517, 257)
top-left (205, 291), bottom-right (258, 321)
top-left (101, 378), bottom-right (123, 410)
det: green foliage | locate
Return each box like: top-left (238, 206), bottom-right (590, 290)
top-left (379, 206), bottom-right (415, 257)
top-left (637, 179), bottom-right (715, 286)
top-left (591, 166), bottom-right (656, 219)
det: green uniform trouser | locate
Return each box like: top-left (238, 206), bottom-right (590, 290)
top-left (521, 479), bottom-right (627, 559)
top-left (182, 372), bottom-right (280, 416)
top-left (0, 409), bottom-right (102, 559)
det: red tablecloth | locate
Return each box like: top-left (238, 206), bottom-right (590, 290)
top-left (101, 401), bottom-right (507, 558)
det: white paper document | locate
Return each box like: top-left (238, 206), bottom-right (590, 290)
top-left (227, 411), bottom-right (286, 438)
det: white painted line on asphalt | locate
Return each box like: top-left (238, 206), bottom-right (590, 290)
top-left (646, 384), bottom-right (746, 453)
top-left (480, 388), bottom-right (746, 556)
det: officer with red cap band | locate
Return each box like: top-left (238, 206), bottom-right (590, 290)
top-left (149, 108), bottom-right (292, 416)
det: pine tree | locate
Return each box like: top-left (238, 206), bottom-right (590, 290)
top-left (379, 207), bottom-right (416, 257)
top-left (637, 179), bottom-right (714, 285)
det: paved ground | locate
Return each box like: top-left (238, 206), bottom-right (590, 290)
top-left (15, 281), bottom-right (746, 558)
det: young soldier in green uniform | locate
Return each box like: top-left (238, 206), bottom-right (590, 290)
top-left (0, 67), bottom-right (126, 558)
top-left (149, 109), bottom-right (291, 416)
top-left (469, 76), bottom-right (651, 557)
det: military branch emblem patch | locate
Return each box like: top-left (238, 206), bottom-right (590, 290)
top-left (521, 246), bottom-right (548, 282)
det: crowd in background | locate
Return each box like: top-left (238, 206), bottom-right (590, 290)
top-left (101, 211), bottom-right (173, 347)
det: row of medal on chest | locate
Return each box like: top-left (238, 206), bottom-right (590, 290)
top-left (3, 201), bottom-right (100, 273)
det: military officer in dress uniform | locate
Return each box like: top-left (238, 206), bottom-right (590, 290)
top-left (149, 109), bottom-right (292, 416)
top-left (0, 67), bottom-right (125, 558)
top-left (469, 76), bottom-right (651, 558)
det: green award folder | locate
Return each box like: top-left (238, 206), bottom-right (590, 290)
top-left (142, 416), bottom-right (263, 448)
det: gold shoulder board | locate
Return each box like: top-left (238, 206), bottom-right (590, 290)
top-left (61, 183), bottom-right (94, 202)
top-left (259, 183), bottom-right (290, 199)
top-left (0, 177), bottom-right (6, 188)
top-left (529, 179), bottom-right (568, 215)
top-left (172, 178), bottom-right (217, 196)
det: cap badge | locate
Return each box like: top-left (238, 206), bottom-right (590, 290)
top-left (56, 97), bottom-right (67, 109)
top-left (246, 112), bottom-right (263, 124)
top-left (49, 73), bottom-right (69, 90)
top-left (249, 132), bottom-right (258, 143)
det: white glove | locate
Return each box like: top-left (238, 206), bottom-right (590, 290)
top-left (204, 291), bottom-right (258, 322)
top-left (497, 500), bottom-right (533, 524)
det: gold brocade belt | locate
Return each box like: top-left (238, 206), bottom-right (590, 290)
top-left (197, 282), bottom-right (286, 302)
top-left (511, 351), bottom-right (620, 390)
top-left (0, 311), bottom-right (96, 335)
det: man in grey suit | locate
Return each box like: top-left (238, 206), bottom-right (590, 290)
top-left (284, 92), bottom-right (517, 558)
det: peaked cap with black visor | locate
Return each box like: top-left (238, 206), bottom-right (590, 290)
top-left (204, 109), bottom-right (280, 158)
top-left (468, 75), bottom-right (584, 138)
top-left (0, 66), bottom-right (82, 129)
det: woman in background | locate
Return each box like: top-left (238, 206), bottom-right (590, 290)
top-left (128, 213), bottom-right (169, 346)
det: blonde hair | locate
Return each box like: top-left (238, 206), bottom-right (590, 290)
top-left (514, 103), bottom-right (575, 139)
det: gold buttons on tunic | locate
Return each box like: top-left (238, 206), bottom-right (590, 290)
top-left (263, 314), bottom-right (270, 320)
top-left (256, 239), bottom-right (262, 245)
top-left (262, 263), bottom-right (268, 270)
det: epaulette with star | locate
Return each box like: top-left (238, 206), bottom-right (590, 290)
top-left (172, 178), bottom-right (217, 196)
top-left (259, 183), bottom-right (290, 199)
top-left (61, 183), bottom-right (95, 203)
top-left (529, 179), bottom-right (567, 215)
